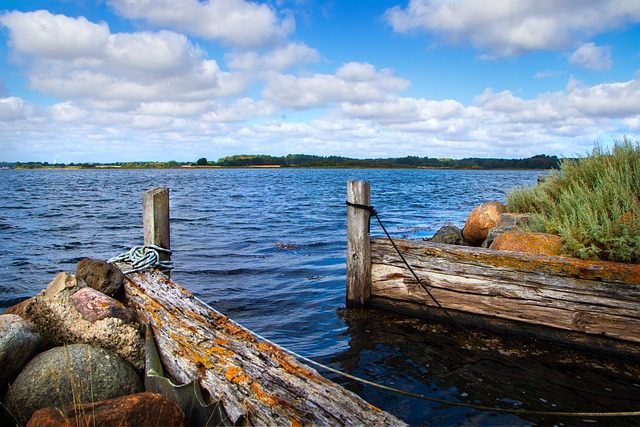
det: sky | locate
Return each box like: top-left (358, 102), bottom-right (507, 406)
top-left (1, 0), bottom-right (639, 163)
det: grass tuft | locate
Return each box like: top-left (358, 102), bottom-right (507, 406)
top-left (507, 137), bottom-right (640, 263)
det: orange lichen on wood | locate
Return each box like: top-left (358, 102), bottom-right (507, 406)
top-left (386, 239), bottom-right (640, 285)
top-left (225, 366), bottom-right (249, 385)
top-left (250, 382), bottom-right (278, 407)
top-left (256, 342), bottom-right (327, 383)
top-left (214, 338), bottom-right (229, 346)
top-left (209, 346), bottom-right (235, 358)
top-left (290, 418), bottom-right (302, 427)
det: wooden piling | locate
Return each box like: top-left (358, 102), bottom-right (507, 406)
top-left (346, 181), bottom-right (371, 307)
top-left (143, 187), bottom-right (170, 266)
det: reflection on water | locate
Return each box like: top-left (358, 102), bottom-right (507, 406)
top-left (1, 168), bottom-right (639, 425)
top-left (326, 309), bottom-right (640, 426)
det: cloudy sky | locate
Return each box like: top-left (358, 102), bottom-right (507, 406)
top-left (1, 0), bottom-right (639, 163)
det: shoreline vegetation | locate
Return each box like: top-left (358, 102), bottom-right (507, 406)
top-left (1, 153), bottom-right (560, 170)
top-left (507, 138), bottom-right (639, 263)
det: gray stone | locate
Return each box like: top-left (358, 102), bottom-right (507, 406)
top-left (0, 314), bottom-right (45, 387)
top-left (4, 344), bottom-right (142, 425)
top-left (76, 259), bottom-right (124, 297)
top-left (430, 225), bottom-right (464, 245)
top-left (19, 272), bottom-right (144, 370)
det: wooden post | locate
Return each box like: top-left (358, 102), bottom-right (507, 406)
top-left (143, 187), bottom-right (170, 267)
top-left (346, 181), bottom-right (371, 307)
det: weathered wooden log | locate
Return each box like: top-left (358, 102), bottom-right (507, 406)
top-left (370, 239), bottom-right (640, 344)
top-left (122, 267), bottom-right (404, 426)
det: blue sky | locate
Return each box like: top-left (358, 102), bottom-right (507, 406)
top-left (1, 0), bottom-right (639, 163)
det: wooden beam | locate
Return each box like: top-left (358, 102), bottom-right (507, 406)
top-left (370, 238), bottom-right (640, 344)
top-left (122, 268), bottom-right (404, 426)
top-left (346, 181), bottom-right (371, 307)
top-left (143, 187), bottom-right (170, 266)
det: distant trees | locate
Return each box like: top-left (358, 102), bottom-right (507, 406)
top-left (196, 157), bottom-right (208, 165)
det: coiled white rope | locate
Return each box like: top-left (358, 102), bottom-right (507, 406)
top-left (108, 245), bottom-right (173, 274)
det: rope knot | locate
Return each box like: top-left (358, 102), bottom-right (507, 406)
top-left (108, 245), bottom-right (173, 274)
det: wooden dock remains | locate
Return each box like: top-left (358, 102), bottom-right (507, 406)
top-left (126, 187), bottom-right (403, 426)
top-left (346, 181), bottom-right (640, 352)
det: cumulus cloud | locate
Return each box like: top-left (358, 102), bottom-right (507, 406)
top-left (1, 10), bottom-right (249, 104)
top-left (108, 0), bottom-right (294, 49)
top-left (0, 10), bottom-right (109, 59)
top-left (0, 97), bottom-right (35, 121)
top-left (226, 42), bottom-right (320, 71)
top-left (569, 42), bottom-right (612, 71)
top-left (262, 62), bottom-right (410, 108)
top-left (386, 0), bottom-right (640, 56)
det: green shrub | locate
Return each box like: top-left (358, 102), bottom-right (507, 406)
top-left (507, 138), bottom-right (640, 263)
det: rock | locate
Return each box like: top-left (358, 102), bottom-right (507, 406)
top-left (26, 392), bottom-right (185, 427)
top-left (462, 201), bottom-right (506, 246)
top-left (72, 287), bottom-right (134, 323)
top-left (76, 258), bottom-right (124, 297)
top-left (18, 272), bottom-right (144, 369)
top-left (0, 314), bottom-right (45, 387)
top-left (490, 231), bottom-right (563, 256)
top-left (4, 344), bottom-right (142, 425)
top-left (430, 225), bottom-right (464, 245)
top-left (481, 213), bottom-right (531, 248)
top-left (45, 271), bottom-right (81, 298)
top-left (3, 297), bottom-right (34, 318)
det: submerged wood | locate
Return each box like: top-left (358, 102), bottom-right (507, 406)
top-left (122, 266), bottom-right (404, 426)
top-left (370, 239), bottom-right (640, 344)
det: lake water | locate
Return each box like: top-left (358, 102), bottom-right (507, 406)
top-left (1, 168), bottom-right (638, 425)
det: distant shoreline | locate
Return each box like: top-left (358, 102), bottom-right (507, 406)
top-left (0, 153), bottom-right (561, 171)
top-left (2, 165), bottom-right (553, 171)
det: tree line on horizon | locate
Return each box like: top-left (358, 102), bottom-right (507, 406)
top-left (2, 153), bottom-right (560, 170)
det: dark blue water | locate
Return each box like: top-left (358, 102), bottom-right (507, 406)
top-left (1, 169), bottom-right (638, 426)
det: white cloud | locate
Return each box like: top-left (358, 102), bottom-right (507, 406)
top-left (386, 0), bottom-right (640, 56)
top-left (566, 78), bottom-right (640, 118)
top-left (262, 62), bottom-right (410, 108)
top-left (50, 101), bottom-right (88, 122)
top-left (0, 97), bottom-right (35, 121)
top-left (569, 42), bottom-right (612, 71)
top-left (1, 11), bottom-right (249, 104)
top-left (226, 42), bottom-right (320, 71)
top-left (108, 0), bottom-right (294, 49)
top-left (0, 10), bottom-right (109, 59)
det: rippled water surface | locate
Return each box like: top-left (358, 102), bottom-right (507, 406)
top-left (1, 168), bottom-right (638, 425)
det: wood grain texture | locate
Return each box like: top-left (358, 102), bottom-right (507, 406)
top-left (370, 239), bottom-right (640, 343)
top-left (346, 181), bottom-right (371, 307)
top-left (122, 267), bottom-right (404, 426)
top-left (143, 187), bottom-right (170, 264)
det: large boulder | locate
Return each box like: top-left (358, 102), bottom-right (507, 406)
top-left (462, 202), bottom-right (506, 246)
top-left (72, 287), bottom-right (134, 323)
top-left (481, 213), bottom-right (531, 248)
top-left (430, 225), bottom-right (464, 245)
top-left (17, 272), bottom-right (144, 369)
top-left (76, 258), bottom-right (124, 297)
top-left (0, 314), bottom-right (45, 387)
top-left (4, 344), bottom-right (142, 425)
top-left (26, 392), bottom-right (184, 427)
top-left (490, 231), bottom-right (562, 256)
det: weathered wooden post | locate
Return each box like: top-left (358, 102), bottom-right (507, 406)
top-left (346, 181), bottom-right (371, 307)
top-left (143, 187), bottom-right (170, 269)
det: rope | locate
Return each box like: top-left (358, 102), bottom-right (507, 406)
top-left (108, 245), bottom-right (173, 274)
top-left (346, 200), bottom-right (466, 331)
top-left (236, 316), bottom-right (640, 418)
